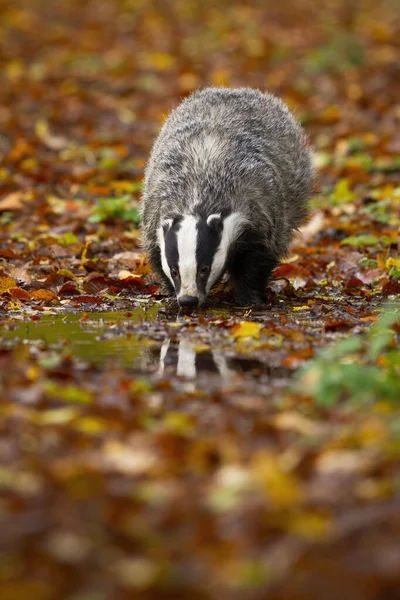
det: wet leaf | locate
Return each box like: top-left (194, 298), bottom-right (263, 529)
top-left (231, 321), bottom-right (263, 339)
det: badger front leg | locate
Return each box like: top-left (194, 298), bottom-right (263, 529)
top-left (229, 242), bottom-right (278, 306)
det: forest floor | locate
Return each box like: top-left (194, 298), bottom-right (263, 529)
top-left (0, 1), bottom-right (399, 599)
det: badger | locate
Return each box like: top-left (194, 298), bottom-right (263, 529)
top-left (141, 87), bottom-right (313, 308)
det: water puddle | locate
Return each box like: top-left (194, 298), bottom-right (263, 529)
top-left (0, 309), bottom-right (288, 383)
top-left (0, 309), bottom-right (158, 370)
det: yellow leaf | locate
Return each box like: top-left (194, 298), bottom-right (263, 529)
top-left (0, 275), bottom-right (17, 294)
top-left (281, 254), bottom-right (299, 264)
top-left (74, 417), bottom-right (107, 435)
top-left (39, 408), bottom-right (78, 425)
top-left (251, 452), bottom-right (303, 507)
top-left (319, 104), bottom-right (341, 123)
top-left (292, 305), bottom-right (310, 311)
top-left (149, 52), bottom-right (175, 70)
top-left (386, 257), bottom-right (400, 269)
top-left (26, 365), bottom-right (40, 382)
top-left (331, 178), bottom-right (355, 204)
top-left (231, 321), bottom-right (263, 339)
top-left (211, 69), bottom-right (230, 87)
top-left (288, 510), bottom-right (332, 540)
top-left (118, 269), bottom-right (135, 280)
top-left (163, 412), bottom-right (193, 434)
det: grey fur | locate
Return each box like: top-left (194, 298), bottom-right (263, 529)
top-left (141, 87), bottom-right (314, 303)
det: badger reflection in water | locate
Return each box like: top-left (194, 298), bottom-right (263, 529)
top-left (153, 338), bottom-right (286, 381)
top-left (158, 338), bottom-right (231, 379)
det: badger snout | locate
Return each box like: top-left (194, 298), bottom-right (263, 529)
top-left (178, 295), bottom-right (199, 309)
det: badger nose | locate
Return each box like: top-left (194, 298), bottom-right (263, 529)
top-left (178, 295), bottom-right (199, 309)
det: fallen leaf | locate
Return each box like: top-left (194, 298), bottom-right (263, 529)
top-left (231, 321), bottom-right (263, 339)
top-left (10, 287), bottom-right (31, 301)
top-left (341, 234), bottom-right (379, 247)
top-left (31, 289), bottom-right (58, 301)
top-left (0, 192), bottom-right (24, 211)
top-left (0, 275), bottom-right (17, 294)
top-left (382, 279), bottom-right (400, 296)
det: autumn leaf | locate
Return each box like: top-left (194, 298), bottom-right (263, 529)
top-left (31, 289), bottom-right (58, 301)
top-left (43, 381), bottom-right (92, 404)
top-left (231, 321), bottom-right (263, 339)
top-left (0, 191), bottom-right (24, 211)
top-left (10, 287), bottom-right (31, 300)
top-left (0, 275), bottom-right (17, 294)
top-left (251, 452), bottom-right (303, 507)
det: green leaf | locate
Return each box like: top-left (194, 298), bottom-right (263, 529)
top-left (330, 178), bottom-right (355, 205)
top-left (89, 196), bottom-right (140, 224)
top-left (43, 381), bottom-right (92, 404)
top-left (59, 231), bottom-right (78, 245)
top-left (341, 234), bottom-right (379, 247)
top-left (360, 257), bottom-right (378, 269)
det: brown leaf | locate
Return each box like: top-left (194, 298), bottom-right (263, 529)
top-left (6, 266), bottom-right (32, 286)
top-left (31, 289), bottom-right (58, 301)
top-left (10, 287), bottom-right (31, 301)
top-left (71, 295), bottom-right (102, 304)
top-left (382, 279), bottom-right (400, 296)
top-left (0, 192), bottom-right (24, 212)
top-left (58, 282), bottom-right (81, 296)
top-left (325, 319), bottom-right (353, 332)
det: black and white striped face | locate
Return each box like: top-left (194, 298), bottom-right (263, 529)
top-left (157, 212), bottom-right (245, 308)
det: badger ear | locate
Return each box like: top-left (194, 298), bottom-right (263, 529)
top-left (207, 213), bottom-right (222, 231)
top-left (162, 214), bottom-right (181, 233)
top-left (162, 218), bottom-right (174, 233)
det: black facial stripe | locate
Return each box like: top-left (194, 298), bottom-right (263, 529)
top-left (196, 219), bottom-right (222, 294)
top-left (164, 219), bottom-right (181, 294)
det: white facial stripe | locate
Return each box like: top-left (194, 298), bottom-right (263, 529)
top-left (157, 226), bottom-right (173, 285)
top-left (207, 212), bottom-right (248, 292)
top-left (177, 215), bottom-right (198, 298)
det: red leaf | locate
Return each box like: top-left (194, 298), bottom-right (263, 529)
top-left (58, 282), bottom-right (81, 296)
top-left (325, 319), bottom-right (353, 332)
top-left (273, 264), bottom-right (312, 279)
top-left (10, 287), bottom-right (31, 301)
top-left (345, 277), bottom-right (364, 289)
top-left (71, 295), bottom-right (102, 304)
top-left (382, 279), bottom-right (400, 296)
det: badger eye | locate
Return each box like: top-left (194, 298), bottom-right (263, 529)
top-left (171, 268), bottom-right (179, 279)
top-left (200, 265), bottom-right (210, 277)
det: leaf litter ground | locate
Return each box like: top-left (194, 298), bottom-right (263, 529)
top-left (0, 1), bottom-right (399, 599)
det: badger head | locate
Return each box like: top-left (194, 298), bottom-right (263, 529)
top-left (157, 211), bottom-right (247, 309)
